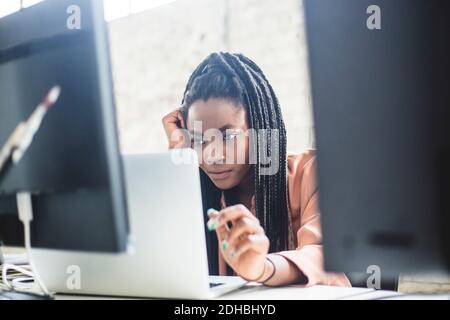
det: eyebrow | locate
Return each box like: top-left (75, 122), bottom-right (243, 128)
top-left (218, 124), bottom-right (237, 131)
top-left (189, 124), bottom-right (237, 135)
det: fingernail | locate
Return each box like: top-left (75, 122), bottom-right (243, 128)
top-left (222, 240), bottom-right (229, 251)
top-left (207, 219), bottom-right (218, 231)
top-left (230, 251), bottom-right (235, 259)
top-left (207, 208), bottom-right (217, 217)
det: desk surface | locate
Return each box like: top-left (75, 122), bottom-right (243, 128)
top-left (55, 284), bottom-right (420, 300)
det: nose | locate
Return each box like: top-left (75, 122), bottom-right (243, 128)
top-left (203, 149), bottom-right (225, 165)
top-left (202, 142), bottom-right (226, 165)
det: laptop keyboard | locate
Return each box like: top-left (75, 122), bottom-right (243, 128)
top-left (209, 282), bottom-right (224, 288)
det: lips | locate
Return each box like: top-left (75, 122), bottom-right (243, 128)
top-left (207, 169), bottom-right (233, 180)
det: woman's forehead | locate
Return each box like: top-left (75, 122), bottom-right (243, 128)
top-left (187, 98), bottom-right (248, 131)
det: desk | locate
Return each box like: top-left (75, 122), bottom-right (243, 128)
top-left (55, 283), bottom-right (407, 300)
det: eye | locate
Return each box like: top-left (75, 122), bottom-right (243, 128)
top-left (223, 132), bottom-right (239, 141)
top-left (191, 137), bottom-right (205, 146)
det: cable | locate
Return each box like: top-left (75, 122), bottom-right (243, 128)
top-left (15, 192), bottom-right (52, 297)
top-left (0, 86), bottom-right (60, 298)
top-left (2, 263), bottom-right (34, 291)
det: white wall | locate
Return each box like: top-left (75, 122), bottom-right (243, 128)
top-left (108, 0), bottom-right (313, 154)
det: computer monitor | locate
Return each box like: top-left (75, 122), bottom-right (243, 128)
top-left (0, 0), bottom-right (129, 252)
top-left (304, 0), bottom-right (450, 277)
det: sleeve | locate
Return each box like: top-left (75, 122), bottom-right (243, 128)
top-left (270, 153), bottom-right (351, 287)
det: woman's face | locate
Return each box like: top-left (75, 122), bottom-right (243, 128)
top-left (187, 98), bottom-right (251, 190)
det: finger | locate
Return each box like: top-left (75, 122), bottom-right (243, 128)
top-left (207, 208), bottom-right (230, 232)
top-left (207, 208), bottom-right (219, 219)
top-left (216, 205), bottom-right (257, 229)
top-left (216, 224), bottom-right (229, 244)
top-left (206, 208), bottom-right (221, 229)
top-left (232, 235), bottom-right (268, 260)
top-left (175, 109), bottom-right (185, 129)
top-left (222, 234), bottom-right (267, 262)
top-left (207, 214), bottom-right (228, 243)
top-left (164, 109), bottom-right (185, 127)
top-left (163, 111), bottom-right (180, 125)
top-left (227, 237), bottom-right (257, 260)
top-left (223, 230), bottom-right (252, 260)
top-left (206, 208), bottom-right (229, 244)
top-left (227, 218), bottom-right (262, 245)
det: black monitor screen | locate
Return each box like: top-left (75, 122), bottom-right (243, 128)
top-left (0, 0), bottom-right (129, 253)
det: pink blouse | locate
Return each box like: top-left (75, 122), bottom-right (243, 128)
top-left (218, 150), bottom-right (351, 287)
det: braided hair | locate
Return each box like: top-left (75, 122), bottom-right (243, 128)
top-left (181, 52), bottom-right (290, 275)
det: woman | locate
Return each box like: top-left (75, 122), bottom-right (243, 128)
top-left (162, 52), bottom-right (350, 287)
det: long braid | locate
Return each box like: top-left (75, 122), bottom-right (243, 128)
top-left (238, 53), bottom-right (290, 249)
top-left (221, 53), bottom-right (289, 253)
top-left (241, 54), bottom-right (292, 249)
top-left (182, 52), bottom-right (290, 274)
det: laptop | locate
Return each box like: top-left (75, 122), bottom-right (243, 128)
top-left (30, 150), bottom-right (246, 299)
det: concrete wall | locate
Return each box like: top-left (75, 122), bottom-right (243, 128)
top-left (108, 0), bottom-right (313, 154)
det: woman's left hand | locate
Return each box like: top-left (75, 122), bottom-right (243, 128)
top-left (207, 204), bottom-right (270, 281)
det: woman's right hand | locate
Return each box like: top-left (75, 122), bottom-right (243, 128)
top-left (162, 108), bottom-right (187, 149)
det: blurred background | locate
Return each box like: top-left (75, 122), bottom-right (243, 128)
top-left (1, 0), bottom-right (314, 154)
